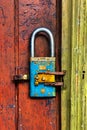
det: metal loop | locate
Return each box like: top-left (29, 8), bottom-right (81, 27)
top-left (31, 27), bottom-right (55, 57)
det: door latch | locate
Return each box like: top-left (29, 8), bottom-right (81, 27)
top-left (13, 27), bottom-right (66, 97)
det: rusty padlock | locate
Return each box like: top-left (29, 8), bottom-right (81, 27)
top-left (30, 27), bottom-right (56, 97)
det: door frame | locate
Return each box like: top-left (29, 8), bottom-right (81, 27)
top-left (61, 0), bottom-right (87, 130)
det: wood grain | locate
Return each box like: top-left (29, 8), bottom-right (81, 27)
top-left (61, 0), bottom-right (71, 130)
top-left (62, 0), bottom-right (87, 130)
top-left (0, 0), bottom-right (16, 130)
top-left (17, 0), bottom-right (61, 130)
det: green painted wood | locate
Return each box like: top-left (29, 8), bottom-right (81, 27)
top-left (70, 0), bottom-right (81, 129)
top-left (61, 0), bottom-right (72, 130)
top-left (82, 1), bottom-right (87, 129)
top-left (70, 0), bottom-right (87, 130)
top-left (62, 0), bottom-right (87, 130)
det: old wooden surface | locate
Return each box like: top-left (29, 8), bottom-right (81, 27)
top-left (1, 0), bottom-right (87, 129)
top-left (81, 1), bottom-right (87, 129)
top-left (17, 0), bottom-right (61, 130)
top-left (70, 0), bottom-right (87, 130)
top-left (84, 1), bottom-right (87, 128)
top-left (0, 0), bottom-right (62, 130)
top-left (61, 0), bottom-right (71, 130)
top-left (62, 0), bottom-right (87, 130)
top-left (0, 0), bottom-right (16, 130)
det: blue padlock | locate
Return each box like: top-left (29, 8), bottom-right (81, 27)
top-left (30, 27), bottom-right (56, 97)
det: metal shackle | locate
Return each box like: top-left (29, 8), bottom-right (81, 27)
top-left (31, 27), bottom-right (55, 57)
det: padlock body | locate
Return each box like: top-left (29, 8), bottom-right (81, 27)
top-left (30, 57), bottom-right (56, 97)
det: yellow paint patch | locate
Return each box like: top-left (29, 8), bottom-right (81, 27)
top-left (41, 89), bottom-right (45, 94)
top-left (39, 65), bottom-right (46, 70)
top-left (35, 73), bottom-right (55, 86)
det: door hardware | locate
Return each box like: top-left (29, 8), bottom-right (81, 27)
top-left (13, 27), bottom-right (66, 97)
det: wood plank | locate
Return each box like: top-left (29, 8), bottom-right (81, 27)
top-left (70, 0), bottom-right (80, 129)
top-left (70, 0), bottom-right (87, 130)
top-left (82, 0), bottom-right (87, 129)
top-left (0, 1), bottom-right (16, 130)
top-left (17, 0), bottom-right (61, 130)
top-left (62, 0), bottom-right (87, 130)
top-left (61, 0), bottom-right (72, 130)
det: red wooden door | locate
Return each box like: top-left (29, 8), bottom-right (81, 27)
top-left (0, 0), bottom-right (61, 130)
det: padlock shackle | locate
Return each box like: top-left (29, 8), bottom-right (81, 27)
top-left (31, 27), bottom-right (55, 57)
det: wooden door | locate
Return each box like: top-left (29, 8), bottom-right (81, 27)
top-left (0, 0), bottom-right (61, 130)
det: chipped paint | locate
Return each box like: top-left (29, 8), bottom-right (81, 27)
top-left (0, 1), bottom-right (16, 129)
top-left (30, 57), bottom-right (56, 97)
top-left (18, 0), bottom-right (61, 129)
top-left (0, 0), bottom-right (61, 129)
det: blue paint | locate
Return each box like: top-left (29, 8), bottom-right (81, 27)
top-left (30, 58), bottom-right (56, 97)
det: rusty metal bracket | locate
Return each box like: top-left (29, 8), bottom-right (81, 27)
top-left (45, 82), bottom-right (64, 86)
top-left (13, 74), bottom-right (29, 81)
top-left (13, 70), bottom-right (66, 87)
top-left (38, 71), bottom-right (66, 76)
top-left (37, 70), bottom-right (66, 87)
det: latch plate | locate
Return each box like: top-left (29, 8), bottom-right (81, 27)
top-left (35, 73), bottom-right (55, 86)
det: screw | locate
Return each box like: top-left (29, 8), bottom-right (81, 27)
top-left (41, 89), bottom-right (45, 94)
top-left (42, 76), bottom-right (46, 81)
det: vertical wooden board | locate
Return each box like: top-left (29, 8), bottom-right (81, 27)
top-left (61, 0), bottom-right (71, 130)
top-left (62, 0), bottom-right (87, 130)
top-left (78, 1), bottom-right (86, 129)
top-left (0, 1), bottom-right (16, 130)
top-left (70, 0), bottom-right (80, 129)
top-left (84, 5), bottom-right (87, 129)
top-left (70, 0), bottom-right (86, 130)
top-left (71, 0), bottom-right (80, 129)
top-left (17, 0), bottom-right (61, 130)
top-left (83, 0), bottom-right (87, 129)
top-left (85, 1), bottom-right (87, 129)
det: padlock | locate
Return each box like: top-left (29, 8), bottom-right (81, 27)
top-left (30, 27), bottom-right (56, 97)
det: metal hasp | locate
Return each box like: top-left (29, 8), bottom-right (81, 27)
top-left (13, 74), bottom-right (29, 81)
top-left (30, 27), bottom-right (65, 98)
top-left (13, 27), bottom-right (66, 98)
top-left (36, 71), bottom-right (66, 87)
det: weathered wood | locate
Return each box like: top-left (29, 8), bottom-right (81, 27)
top-left (61, 0), bottom-right (72, 130)
top-left (70, 0), bottom-right (87, 130)
top-left (70, 0), bottom-right (80, 129)
top-left (0, 0), bottom-right (16, 130)
top-left (17, 0), bottom-right (61, 130)
top-left (82, 0), bottom-right (87, 129)
top-left (62, 0), bottom-right (87, 130)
